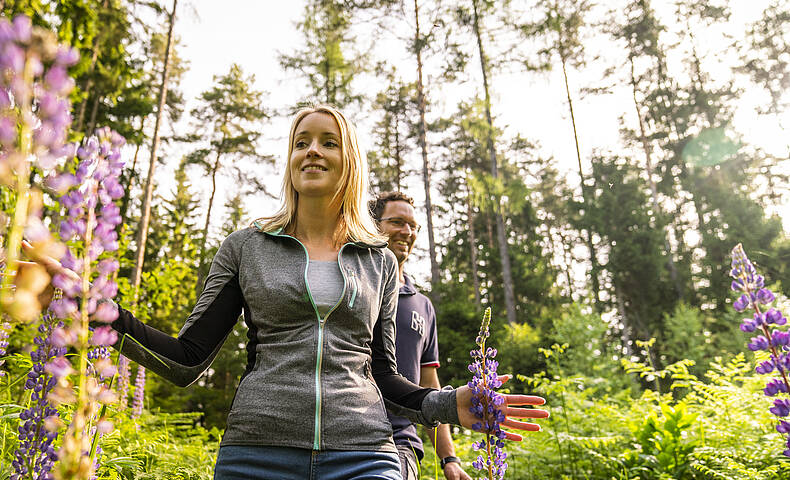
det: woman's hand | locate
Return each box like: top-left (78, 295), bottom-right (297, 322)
top-left (456, 374), bottom-right (549, 441)
top-left (20, 239), bottom-right (79, 307)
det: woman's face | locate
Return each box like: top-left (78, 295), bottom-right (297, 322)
top-left (289, 112), bottom-right (344, 202)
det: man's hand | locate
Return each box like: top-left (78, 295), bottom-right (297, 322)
top-left (456, 374), bottom-right (549, 441)
top-left (443, 461), bottom-right (471, 480)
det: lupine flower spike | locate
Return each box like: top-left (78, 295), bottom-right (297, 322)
top-left (131, 365), bottom-right (146, 418)
top-left (468, 307), bottom-right (508, 479)
top-left (0, 15), bottom-right (75, 322)
top-left (116, 355), bottom-right (130, 410)
top-left (730, 244), bottom-right (790, 456)
top-left (48, 128), bottom-right (125, 480)
top-left (0, 321), bottom-right (10, 376)
top-left (11, 312), bottom-right (66, 480)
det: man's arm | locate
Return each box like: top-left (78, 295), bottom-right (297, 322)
top-left (420, 366), bottom-right (471, 480)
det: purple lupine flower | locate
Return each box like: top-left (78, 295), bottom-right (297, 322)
top-left (758, 289), bottom-right (777, 305)
top-left (767, 309), bottom-right (787, 326)
top-left (733, 294), bottom-right (750, 313)
top-left (773, 331), bottom-right (790, 348)
top-left (756, 360), bottom-right (775, 375)
top-left (730, 244), bottom-right (790, 457)
top-left (748, 336), bottom-right (770, 351)
top-left (131, 366), bottom-right (146, 418)
top-left (771, 399), bottom-right (790, 417)
top-left (468, 308), bottom-right (508, 480)
top-left (740, 320), bottom-right (757, 332)
top-left (766, 379), bottom-right (789, 396)
top-left (10, 313), bottom-right (67, 480)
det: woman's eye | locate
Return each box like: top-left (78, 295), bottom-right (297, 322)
top-left (325, 141), bottom-right (338, 148)
top-left (295, 140), bottom-right (307, 148)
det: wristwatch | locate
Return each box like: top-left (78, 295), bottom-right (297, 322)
top-left (440, 456), bottom-right (461, 468)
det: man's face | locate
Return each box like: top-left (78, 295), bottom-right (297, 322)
top-left (379, 200), bottom-right (419, 265)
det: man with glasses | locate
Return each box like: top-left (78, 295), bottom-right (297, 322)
top-left (370, 191), bottom-right (470, 480)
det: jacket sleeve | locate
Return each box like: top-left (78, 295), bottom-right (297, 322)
top-left (110, 231), bottom-right (246, 387)
top-left (371, 250), bottom-right (458, 427)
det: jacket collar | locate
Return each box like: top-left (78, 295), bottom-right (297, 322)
top-left (399, 273), bottom-right (417, 296)
top-left (254, 222), bottom-right (387, 249)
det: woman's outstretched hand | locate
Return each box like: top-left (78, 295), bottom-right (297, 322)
top-left (456, 374), bottom-right (549, 441)
top-left (20, 239), bottom-right (79, 307)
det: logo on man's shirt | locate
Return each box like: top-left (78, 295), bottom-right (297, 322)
top-left (410, 311), bottom-right (425, 336)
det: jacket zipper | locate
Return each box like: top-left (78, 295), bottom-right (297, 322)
top-left (276, 231), bottom-right (350, 450)
top-left (348, 270), bottom-right (357, 308)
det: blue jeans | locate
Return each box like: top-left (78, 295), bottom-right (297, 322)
top-left (214, 445), bottom-right (403, 480)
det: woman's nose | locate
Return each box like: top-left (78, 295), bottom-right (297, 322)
top-left (307, 139), bottom-right (322, 157)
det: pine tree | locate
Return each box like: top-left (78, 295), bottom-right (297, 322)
top-left (279, 0), bottom-right (365, 109)
top-left (131, 0), bottom-right (178, 306)
top-left (738, 0), bottom-right (790, 207)
top-left (368, 70), bottom-right (416, 193)
top-left (611, 0), bottom-right (685, 301)
top-left (186, 64), bottom-right (269, 292)
top-left (515, 0), bottom-right (602, 310)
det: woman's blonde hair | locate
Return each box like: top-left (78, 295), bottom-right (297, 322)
top-left (254, 104), bottom-right (385, 245)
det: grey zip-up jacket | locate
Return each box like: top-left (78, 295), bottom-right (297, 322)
top-left (111, 226), bottom-right (458, 452)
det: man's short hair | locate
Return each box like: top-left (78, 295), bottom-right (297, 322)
top-left (369, 191), bottom-right (415, 221)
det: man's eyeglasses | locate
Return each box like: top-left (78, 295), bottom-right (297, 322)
top-left (380, 217), bottom-right (421, 233)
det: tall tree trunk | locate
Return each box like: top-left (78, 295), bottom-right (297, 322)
top-left (324, 46), bottom-right (332, 104)
top-left (557, 228), bottom-right (574, 298)
top-left (413, 0), bottom-right (440, 290)
top-left (130, 0), bottom-right (177, 305)
top-left (197, 152), bottom-right (221, 292)
top-left (559, 49), bottom-right (601, 311)
top-left (394, 114), bottom-right (402, 192)
top-left (630, 57), bottom-right (683, 301)
top-left (86, 94), bottom-right (101, 135)
top-left (465, 178), bottom-right (481, 309)
top-left (471, 0), bottom-right (516, 324)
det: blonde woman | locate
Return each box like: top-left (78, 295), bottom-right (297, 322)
top-left (34, 105), bottom-right (548, 479)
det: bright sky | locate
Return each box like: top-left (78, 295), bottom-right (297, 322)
top-left (157, 0), bottom-right (789, 284)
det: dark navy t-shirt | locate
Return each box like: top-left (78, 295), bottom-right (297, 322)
top-left (387, 274), bottom-right (440, 459)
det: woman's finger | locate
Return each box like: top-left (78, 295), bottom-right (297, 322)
top-left (502, 430), bottom-right (523, 441)
top-left (503, 406), bottom-right (550, 419)
top-left (503, 394), bottom-right (546, 406)
top-left (21, 240), bottom-right (70, 276)
top-left (501, 418), bottom-right (542, 432)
